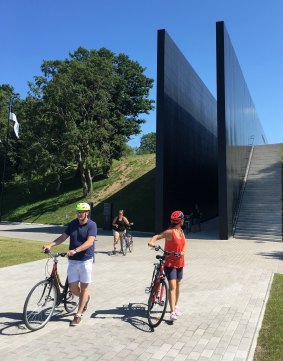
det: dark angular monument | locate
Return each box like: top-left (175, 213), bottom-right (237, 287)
top-left (216, 21), bottom-right (267, 239)
top-left (155, 29), bottom-right (218, 232)
top-left (155, 23), bottom-right (267, 238)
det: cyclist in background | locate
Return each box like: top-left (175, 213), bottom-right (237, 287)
top-left (148, 210), bottom-right (187, 322)
top-left (112, 209), bottom-right (131, 254)
top-left (43, 202), bottom-right (97, 327)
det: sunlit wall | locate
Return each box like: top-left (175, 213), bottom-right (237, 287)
top-left (216, 21), bottom-right (267, 239)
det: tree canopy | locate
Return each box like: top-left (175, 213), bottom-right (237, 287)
top-left (137, 132), bottom-right (156, 154)
top-left (15, 47), bottom-right (154, 195)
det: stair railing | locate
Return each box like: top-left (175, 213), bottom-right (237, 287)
top-left (232, 138), bottom-right (255, 236)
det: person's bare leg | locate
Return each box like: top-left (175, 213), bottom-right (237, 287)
top-left (69, 281), bottom-right (80, 297)
top-left (168, 279), bottom-right (177, 313)
top-left (176, 280), bottom-right (181, 306)
top-left (113, 233), bottom-right (119, 252)
top-left (76, 282), bottom-right (89, 315)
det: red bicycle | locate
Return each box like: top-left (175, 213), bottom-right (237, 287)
top-left (23, 251), bottom-right (79, 331)
top-left (146, 245), bottom-right (180, 328)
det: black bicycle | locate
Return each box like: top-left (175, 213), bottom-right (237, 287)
top-left (121, 224), bottom-right (134, 256)
top-left (23, 251), bottom-right (79, 331)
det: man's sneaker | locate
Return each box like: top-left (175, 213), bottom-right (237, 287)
top-left (70, 315), bottom-right (81, 327)
top-left (170, 312), bottom-right (178, 321)
top-left (174, 305), bottom-right (182, 316)
top-left (82, 295), bottom-right (91, 313)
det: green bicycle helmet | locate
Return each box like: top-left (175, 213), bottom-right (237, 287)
top-left (75, 202), bottom-right (91, 211)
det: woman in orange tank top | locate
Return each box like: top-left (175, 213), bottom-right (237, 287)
top-left (148, 210), bottom-right (187, 322)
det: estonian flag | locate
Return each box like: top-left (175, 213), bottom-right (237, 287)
top-left (9, 112), bottom-right (19, 139)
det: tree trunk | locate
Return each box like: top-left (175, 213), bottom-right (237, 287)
top-left (78, 152), bottom-right (88, 196)
top-left (55, 174), bottom-right (61, 192)
top-left (85, 168), bottom-right (93, 194)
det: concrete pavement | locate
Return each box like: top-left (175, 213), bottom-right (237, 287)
top-left (1, 222), bottom-right (283, 361)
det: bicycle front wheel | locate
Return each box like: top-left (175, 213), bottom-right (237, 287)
top-left (121, 234), bottom-right (127, 256)
top-left (127, 235), bottom-right (133, 253)
top-left (147, 279), bottom-right (168, 328)
top-left (23, 279), bottom-right (57, 331)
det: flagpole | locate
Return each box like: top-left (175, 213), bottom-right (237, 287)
top-left (0, 99), bottom-right (12, 222)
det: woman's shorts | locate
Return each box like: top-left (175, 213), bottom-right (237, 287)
top-left (67, 259), bottom-right (93, 284)
top-left (113, 230), bottom-right (126, 237)
top-left (165, 266), bottom-right (183, 281)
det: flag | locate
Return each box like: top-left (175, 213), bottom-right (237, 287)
top-left (9, 112), bottom-right (19, 139)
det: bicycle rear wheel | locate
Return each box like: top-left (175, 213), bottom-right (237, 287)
top-left (121, 234), bottom-right (127, 256)
top-left (127, 234), bottom-right (133, 252)
top-left (23, 279), bottom-right (57, 331)
top-left (147, 279), bottom-right (168, 328)
top-left (64, 281), bottom-right (79, 313)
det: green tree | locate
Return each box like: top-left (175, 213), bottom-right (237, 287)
top-left (23, 47), bottom-right (154, 195)
top-left (0, 84), bottom-right (21, 181)
top-left (137, 132), bottom-right (156, 154)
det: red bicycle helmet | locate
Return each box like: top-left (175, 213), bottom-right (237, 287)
top-left (170, 210), bottom-right (184, 224)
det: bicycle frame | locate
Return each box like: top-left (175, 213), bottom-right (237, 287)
top-left (49, 254), bottom-right (69, 305)
top-left (150, 258), bottom-right (166, 304)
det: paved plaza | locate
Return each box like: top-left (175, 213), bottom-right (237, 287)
top-left (1, 222), bottom-right (283, 361)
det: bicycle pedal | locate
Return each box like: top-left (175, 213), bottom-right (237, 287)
top-left (145, 287), bottom-right (151, 294)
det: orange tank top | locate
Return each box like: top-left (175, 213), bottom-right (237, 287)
top-left (164, 229), bottom-right (186, 268)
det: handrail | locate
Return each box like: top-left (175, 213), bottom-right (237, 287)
top-left (232, 144), bottom-right (255, 236)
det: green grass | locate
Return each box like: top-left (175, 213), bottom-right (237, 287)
top-left (2, 154), bottom-right (156, 230)
top-left (0, 237), bottom-right (68, 268)
top-left (253, 273), bottom-right (283, 361)
top-left (93, 168), bottom-right (155, 231)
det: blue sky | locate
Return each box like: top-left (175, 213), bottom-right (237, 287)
top-left (1, 0), bottom-right (282, 146)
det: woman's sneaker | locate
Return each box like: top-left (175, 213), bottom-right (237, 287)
top-left (170, 312), bottom-right (178, 321)
top-left (174, 305), bottom-right (182, 316)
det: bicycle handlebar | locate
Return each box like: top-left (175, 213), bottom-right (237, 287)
top-left (153, 245), bottom-right (181, 258)
top-left (43, 250), bottom-right (67, 258)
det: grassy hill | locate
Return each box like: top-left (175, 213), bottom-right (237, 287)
top-left (2, 154), bottom-right (156, 231)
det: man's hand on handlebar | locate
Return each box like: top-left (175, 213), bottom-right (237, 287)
top-left (42, 245), bottom-right (52, 253)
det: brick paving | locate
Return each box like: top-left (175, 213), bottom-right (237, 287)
top-left (0, 222), bottom-right (283, 361)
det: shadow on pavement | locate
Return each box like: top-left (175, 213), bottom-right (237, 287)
top-left (91, 302), bottom-right (153, 332)
top-left (257, 251), bottom-right (283, 260)
top-left (0, 223), bottom-right (153, 238)
top-left (0, 309), bottom-right (72, 336)
top-left (0, 312), bottom-right (29, 336)
top-left (0, 225), bottom-right (66, 234)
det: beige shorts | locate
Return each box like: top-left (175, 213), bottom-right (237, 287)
top-left (113, 230), bottom-right (126, 237)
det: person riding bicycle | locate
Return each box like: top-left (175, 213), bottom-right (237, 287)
top-left (148, 210), bottom-right (187, 322)
top-left (112, 209), bottom-right (132, 255)
top-left (43, 202), bottom-right (97, 327)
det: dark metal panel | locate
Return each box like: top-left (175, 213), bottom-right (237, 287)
top-left (156, 29), bottom-right (218, 232)
top-left (155, 30), bottom-right (166, 232)
top-left (216, 21), bottom-right (267, 239)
